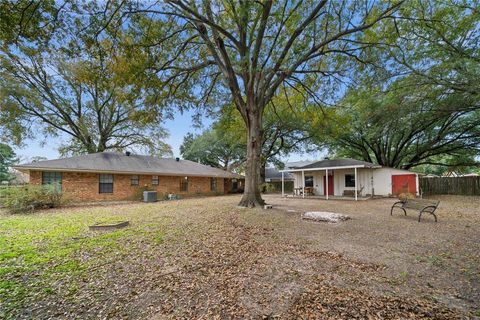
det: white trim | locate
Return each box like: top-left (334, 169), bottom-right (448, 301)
top-left (302, 170), bottom-right (305, 198)
top-left (354, 167), bottom-right (358, 201)
top-left (325, 169), bottom-right (329, 200)
top-left (280, 164), bottom-right (380, 173)
top-left (281, 171), bottom-right (284, 197)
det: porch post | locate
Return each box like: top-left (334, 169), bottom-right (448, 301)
top-left (302, 170), bottom-right (305, 198)
top-left (281, 171), bottom-right (284, 197)
top-left (326, 169), bottom-right (329, 200)
top-left (354, 167), bottom-right (358, 201)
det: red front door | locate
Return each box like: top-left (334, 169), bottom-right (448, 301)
top-left (392, 174), bottom-right (416, 195)
top-left (323, 174), bottom-right (334, 196)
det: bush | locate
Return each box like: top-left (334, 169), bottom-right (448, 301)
top-left (261, 183), bottom-right (278, 194)
top-left (128, 187), bottom-right (148, 201)
top-left (398, 192), bottom-right (416, 200)
top-left (0, 185), bottom-right (65, 213)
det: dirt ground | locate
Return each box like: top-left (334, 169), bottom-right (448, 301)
top-left (2, 194), bottom-right (479, 319)
top-left (263, 195), bottom-right (480, 315)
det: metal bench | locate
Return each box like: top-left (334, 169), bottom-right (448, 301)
top-left (390, 198), bottom-right (439, 222)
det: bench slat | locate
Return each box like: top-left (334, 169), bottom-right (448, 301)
top-left (391, 198), bottom-right (439, 222)
top-left (402, 199), bottom-right (438, 210)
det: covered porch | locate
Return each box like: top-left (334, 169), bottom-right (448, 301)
top-left (285, 194), bottom-right (371, 201)
top-left (280, 163), bottom-right (377, 201)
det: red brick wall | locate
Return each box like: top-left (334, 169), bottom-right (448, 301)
top-left (29, 170), bottom-right (225, 202)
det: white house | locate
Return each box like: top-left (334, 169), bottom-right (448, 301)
top-left (280, 158), bottom-right (418, 200)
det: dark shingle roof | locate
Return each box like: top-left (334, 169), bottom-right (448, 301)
top-left (265, 167), bottom-right (294, 181)
top-left (285, 161), bottom-right (315, 169)
top-left (297, 158), bottom-right (380, 169)
top-left (14, 152), bottom-right (242, 178)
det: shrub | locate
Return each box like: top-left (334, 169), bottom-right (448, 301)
top-left (398, 192), bottom-right (416, 200)
top-left (128, 187), bottom-right (148, 201)
top-left (260, 183), bottom-right (277, 194)
top-left (0, 185), bottom-right (65, 213)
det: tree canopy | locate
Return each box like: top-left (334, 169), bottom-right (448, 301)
top-left (2, 0), bottom-right (478, 202)
top-left (132, 0), bottom-right (402, 207)
top-left (181, 88), bottom-right (327, 178)
top-left (0, 1), bottom-right (173, 156)
top-left (180, 129), bottom-right (245, 173)
top-left (329, 75), bottom-right (480, 170)
top-left (0, 143), bottom-right (17, 183)
top-left (384, 0), bottom-right (479, 108)
top-left (319, 0), bottom-right (480, 172)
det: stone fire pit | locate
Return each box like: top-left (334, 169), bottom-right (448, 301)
top-left (302, 211), bottom-right (350, 223)
top-left (89, 221), bottom-right (129, 231)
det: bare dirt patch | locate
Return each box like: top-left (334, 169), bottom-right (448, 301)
top-left (1, 195), bottom-right (478, 319)
top-left (263, 194), bottom-right (480, 315)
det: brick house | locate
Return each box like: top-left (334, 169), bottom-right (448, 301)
top-left (14, 152), bottom-right (243, 202)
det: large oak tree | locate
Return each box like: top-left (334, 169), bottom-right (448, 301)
top-left (322, 0), bottom-right (480, 171)
top-left (0, 1), bottom-right (173, 156)
top-left (329, 76), bottom-right (480, 170)
top-left (135, 0), bottom-right (403, 207)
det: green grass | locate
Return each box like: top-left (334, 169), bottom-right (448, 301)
top-left (0, 204), bottom-right (172, 318)
top-left (415, 254), bottom-right (442, 265)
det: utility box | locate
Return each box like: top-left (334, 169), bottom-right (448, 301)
top-left (143, 191), bottom-right (157, 202)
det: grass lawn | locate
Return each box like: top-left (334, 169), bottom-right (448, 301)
top-left (0, 195), bottom-right (479, 319)
top-left (0, 202), bottom-right (170, 319)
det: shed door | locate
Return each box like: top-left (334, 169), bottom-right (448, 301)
top-left (392, 174), bottom-right (416, 195)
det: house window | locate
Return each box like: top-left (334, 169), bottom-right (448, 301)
top-left (42, 172), bottom-right (62, 190)
top-left (304, 176), bottom-right (314, 187)
top-left (99, 174), bottom-right (113, 193)
top-left (131, 175), bottom-right (139, 186)
top-left (210, 177), bottom-right (217, 191)
top-left (180, 177), bottom-right (188, 192)
top-left (345, 174), bottom-right (356, 187)
top-left (152, 175), bottom-right (159, 185)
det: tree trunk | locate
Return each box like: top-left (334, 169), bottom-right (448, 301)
top-left (238, 109), bottom-right (266, 208)
top-left (260, 161), bottom-right (267, 193)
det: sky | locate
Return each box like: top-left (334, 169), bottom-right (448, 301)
top-left (14, 110), bottom-right (204, 161)
top-left (13, 110), bottom-right (324, 165)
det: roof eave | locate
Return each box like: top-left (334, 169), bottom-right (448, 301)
top-left (13, 166), bottom-right (239, 179)
top-left (280, 164), bottom-right (382, 172)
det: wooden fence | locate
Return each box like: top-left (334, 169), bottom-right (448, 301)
top-left (419, 176), bottom-right (480, 196)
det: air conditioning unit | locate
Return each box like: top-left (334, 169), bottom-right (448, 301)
top-left (143, 191), bottom-right (157, 202)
